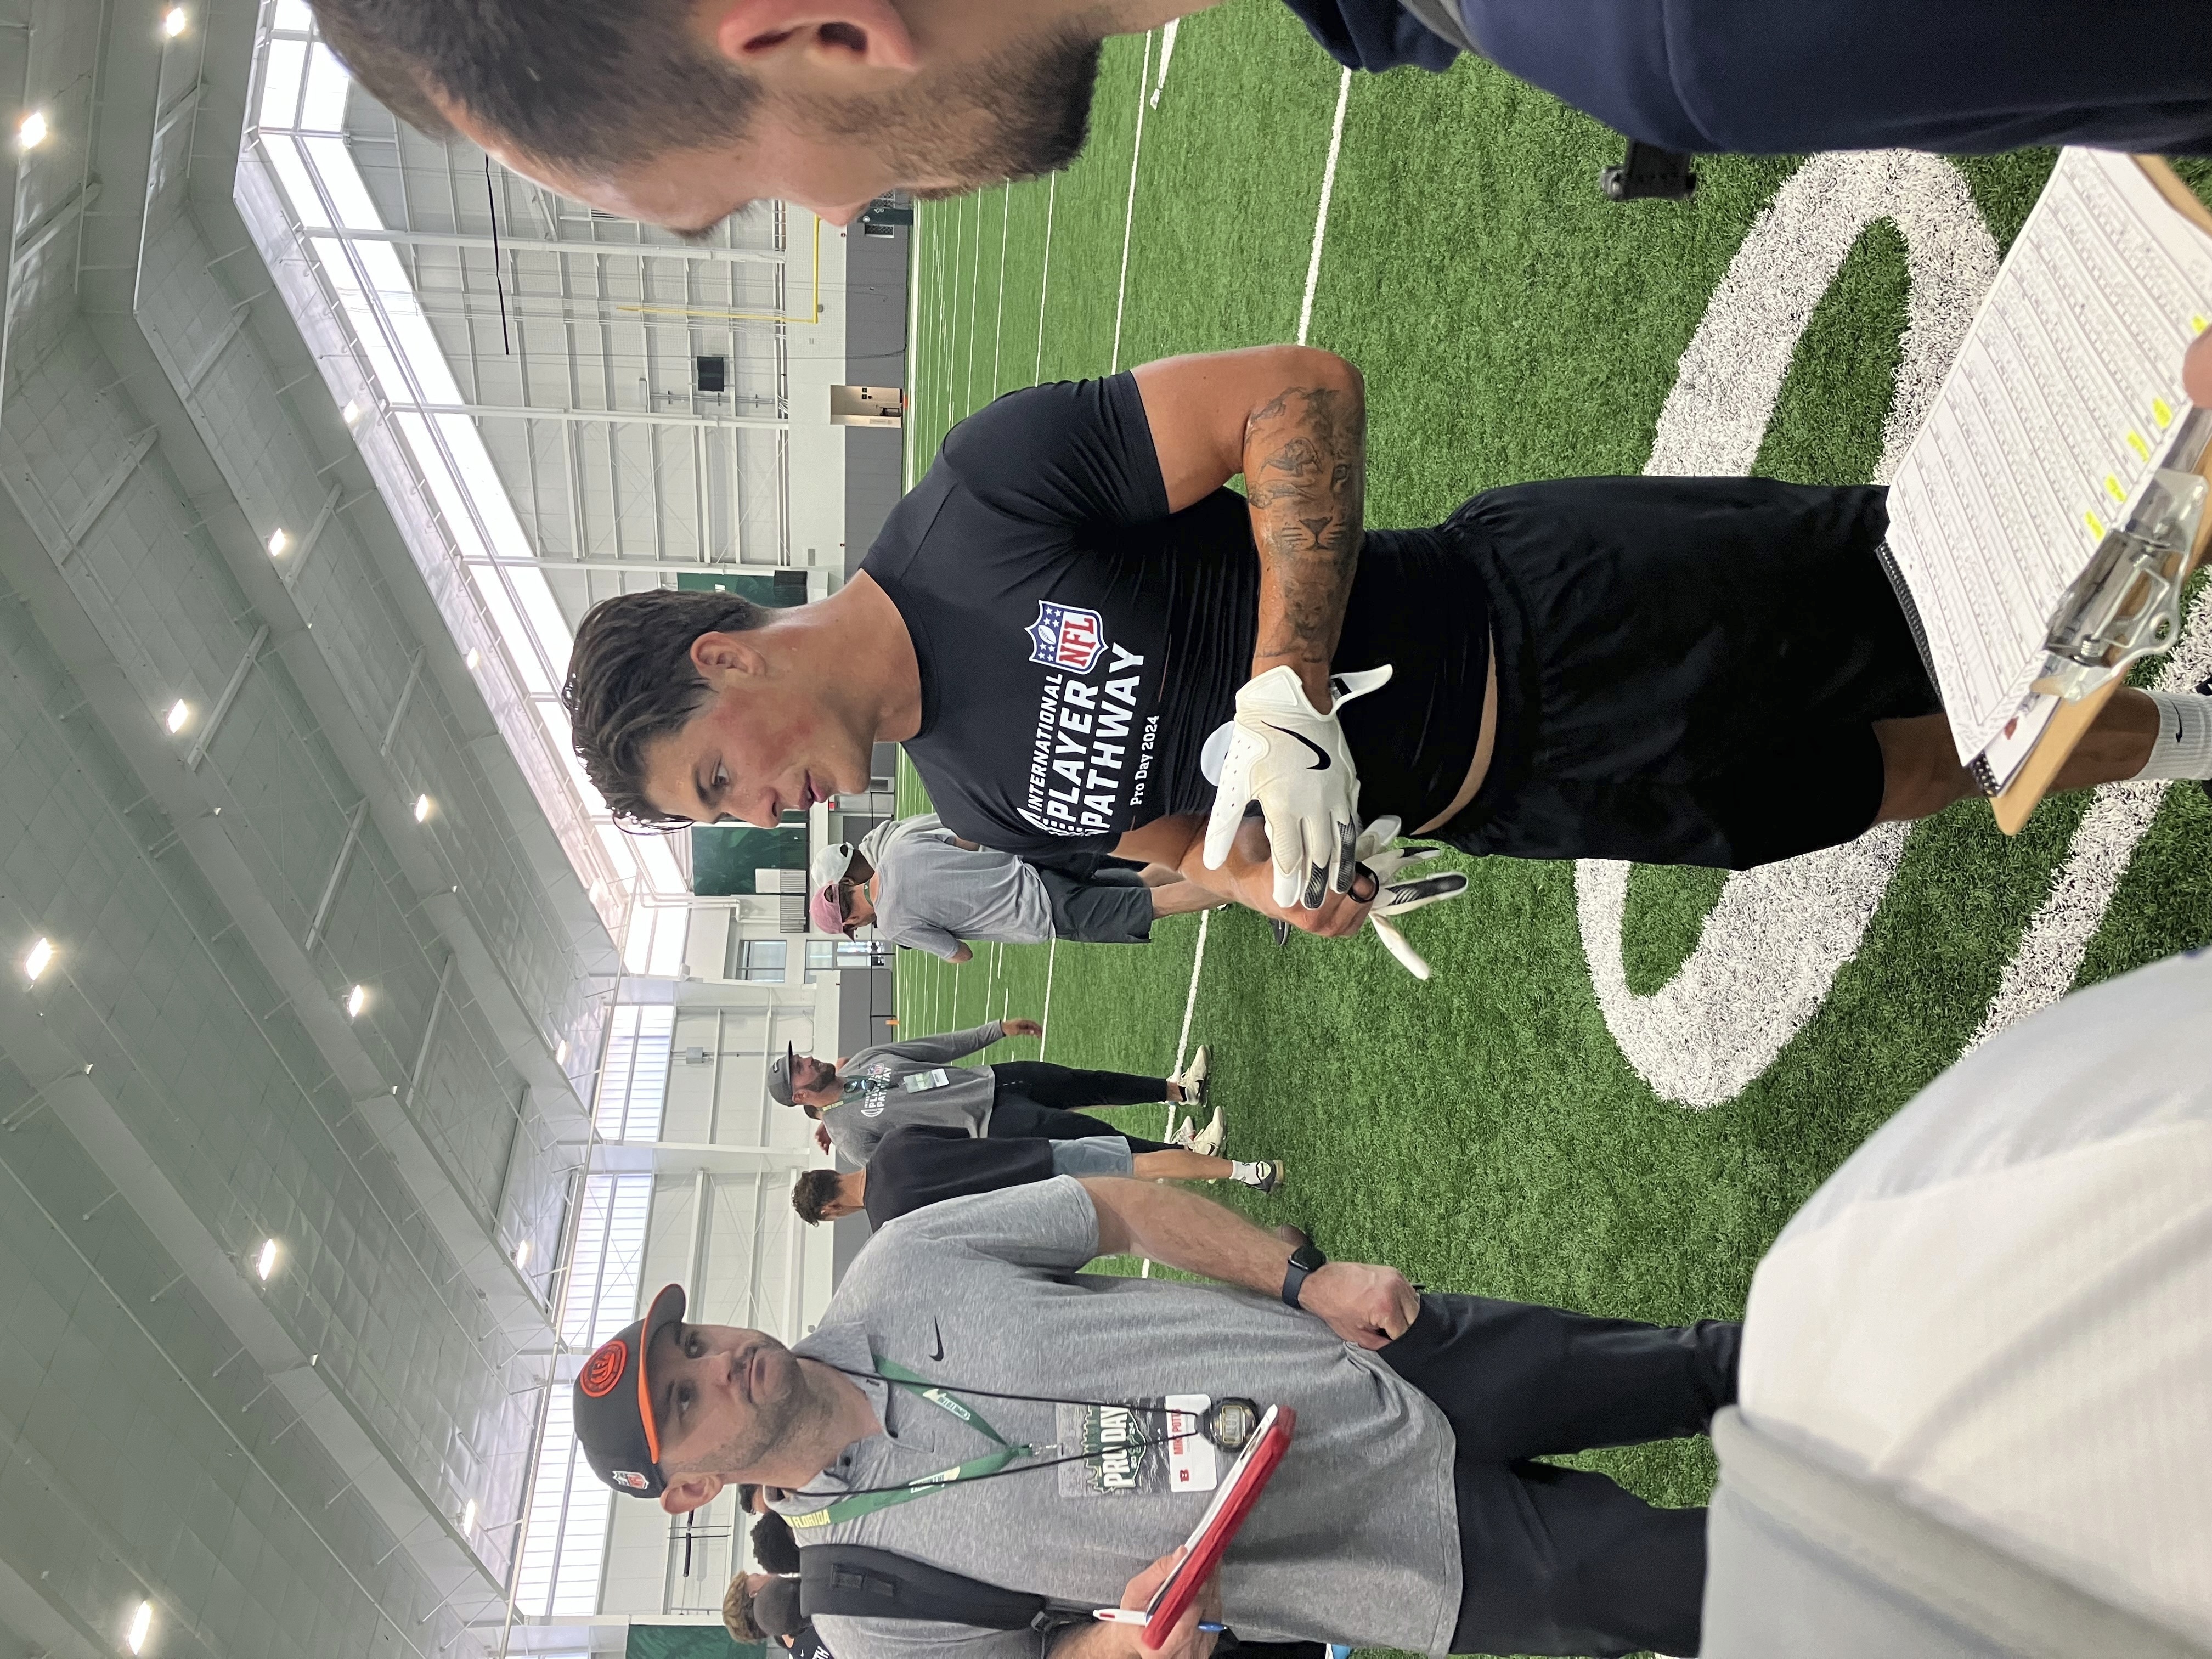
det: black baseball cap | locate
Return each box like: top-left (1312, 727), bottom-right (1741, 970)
top-left (574, 1282), bottom-right (686, 1498)
top-left (766, 1042), bottom-right (798, 1106)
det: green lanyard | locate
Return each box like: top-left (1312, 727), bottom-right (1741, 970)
top-left (785, 1357), bottom-right (1042, 1530)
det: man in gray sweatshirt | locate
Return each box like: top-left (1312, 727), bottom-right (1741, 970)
top-left (769, 1019), bottom-right (1211, 1166)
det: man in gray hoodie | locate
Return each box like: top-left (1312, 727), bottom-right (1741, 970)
top-left (769, 1019), bottom-right (1212, 1166)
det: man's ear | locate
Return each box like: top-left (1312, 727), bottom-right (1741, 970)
top-left (705, 0), bottom-right (919, 73)
top-left (690, 630), bottom-right (768, 682)
top-left (661, 1472), bottom-right (725, 1515)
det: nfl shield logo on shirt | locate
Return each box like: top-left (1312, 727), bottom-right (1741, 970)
top-left (1026, 601), bottom-right (1106, 673)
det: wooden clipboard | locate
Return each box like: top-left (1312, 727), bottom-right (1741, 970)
top-left (1990, 156), bottom-right (2212, 835)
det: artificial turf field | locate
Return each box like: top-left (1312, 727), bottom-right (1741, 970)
top-left (885, 8), bottom-right (2212, 1649)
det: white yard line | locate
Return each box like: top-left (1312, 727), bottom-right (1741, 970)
top-left (1149, 16), bottom-right (1180, 108)
top-left (1034, 174), bottom-right (1057, 383)
top-left (990, 184), bottom-right (1011, 395)
top-left (963, 183), bottom-right (986, 413)
top-left (931, 200), bottom-right (952, 421)
top-left (1171, 911), bottom-right (1211, 1078)
top-left (1143, 909), bottom-right (1212, 1284)
top-left (1160, 907), bottom-right (1215, 1142)
top-left (1296, 70), bottom-right (1353, 346)
top-left (1108, 29), bottom-right (1156, 373)
top-left (941, 194), bottom-right (966, 440)
top-left (904, 209), bottom-right (924, 488)
top-left (1037, 936), bottom-right (1059, 1059)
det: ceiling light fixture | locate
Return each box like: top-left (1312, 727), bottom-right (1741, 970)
top-left (513, 1238), bottom-right (531, 1269)
top-left (460, 1498), bottom-right (477, 1533)
top-left (126, 1602), bottom-right (153, 1655)
top-left (345, 984), bottom-right (366, 1018)
top-left (463, 647), bottom-right (481, 670)
top-left (267, 528), bottom-right (290, 557)
top-left (18, 111), bottom-right (46, 149)
top-left (255, 1239), bottom-right (278, 1281)
top-left (340, 397), bottom-right (362, 426)
top-left (554, 1037), bottom-right (569, 1065)
top-left (163, 700), bottom-right (189, 733)
top-left (413, 794), bottom-right (432, 822)
top-left (161, 7), bottom-right (188, 37)
top-left (24, 937), bottom-right (54, 981)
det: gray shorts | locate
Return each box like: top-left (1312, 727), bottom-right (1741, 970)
top-left (1034, 867), bottom-right (1154, 944)
top-left (1047, 1135), bottom-right (1137, 1177)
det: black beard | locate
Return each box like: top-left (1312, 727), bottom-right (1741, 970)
top-left (817, 30), bottom-right (1103, 199)
top-left (682, 1345), bottom-right (815, 1479)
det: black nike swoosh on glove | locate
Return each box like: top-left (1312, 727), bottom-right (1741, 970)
top-left (1266, 724), bottom-right (1331, 770)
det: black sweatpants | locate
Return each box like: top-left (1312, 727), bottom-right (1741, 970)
top-left (1379, 1294), bottom-right (1741, 1657)
top-left (988, 1063), bottom-right (1176, 1154)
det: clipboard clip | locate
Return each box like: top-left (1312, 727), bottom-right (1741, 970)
top-left (2032, 420), bottom-right (2212, 702)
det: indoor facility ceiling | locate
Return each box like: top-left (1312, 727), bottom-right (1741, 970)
top-left (0, 0), bottom-right (666, 1654)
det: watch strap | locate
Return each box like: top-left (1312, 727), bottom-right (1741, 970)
top-left (1280, 1243), bottom-right (1325, 1308)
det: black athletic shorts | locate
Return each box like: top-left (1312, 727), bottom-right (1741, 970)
top-left (1436, 477), bottom-right (1940, 870)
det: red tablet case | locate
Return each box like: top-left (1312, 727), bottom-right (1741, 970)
top-left (1139, 1404), bottom-right (1296, 1650)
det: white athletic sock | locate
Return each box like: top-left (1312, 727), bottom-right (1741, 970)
top-left (2132, 692), bottom-right (2212, 781)
top-left (1231, 1160), bottom-right (1267, 1186)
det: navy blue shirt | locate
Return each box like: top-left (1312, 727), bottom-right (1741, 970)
top-left (1278, 0), bottom-right (2212, 155)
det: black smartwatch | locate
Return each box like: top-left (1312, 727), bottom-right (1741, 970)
top-left (1280, 1242), bottom-right (1327, 1308)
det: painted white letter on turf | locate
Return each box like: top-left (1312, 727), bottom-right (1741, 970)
top-left (1581, 151), bottom-right (1997, 1108)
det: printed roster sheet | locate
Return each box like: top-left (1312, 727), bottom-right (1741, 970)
top-left (1882, 148), bottom-right (2212, 782)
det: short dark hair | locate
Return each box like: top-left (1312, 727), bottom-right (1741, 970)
top-left (751, 1509), bottom-right (802, 1576)
top-left (307, 0), bottom-right (760, 173)
top-left (561, 589), bottom-right (768, 827)
top-left (791, 1169), bottom-right (844, 1226)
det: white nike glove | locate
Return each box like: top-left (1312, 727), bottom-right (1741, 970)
top-left (1352, 816), bottom-right (1469, 981)
top-left (1202, 664), bottom-right (1392, 909)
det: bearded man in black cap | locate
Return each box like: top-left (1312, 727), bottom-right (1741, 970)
top-left (567, 1178), bottom-right (1739, 1659)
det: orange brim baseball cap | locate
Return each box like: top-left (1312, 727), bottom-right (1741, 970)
top-left (574, 1282), bottom-right (686, 1498)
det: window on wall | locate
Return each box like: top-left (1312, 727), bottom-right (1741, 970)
top-left (514, 1174), bottom-right (653, 1619)
top-left (597, 1006), bottom-right (674, 1141)
top-left (806, 939), bottom-right (892, 980)
top-left (731, 938), bottom-right (788, 983)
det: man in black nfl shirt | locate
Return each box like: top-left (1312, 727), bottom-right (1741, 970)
top-left (559, 344), bottom-right (2203, 938)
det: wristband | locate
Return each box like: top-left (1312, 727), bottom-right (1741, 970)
top-left (1280, 1242), bottom-right (1327, 1309)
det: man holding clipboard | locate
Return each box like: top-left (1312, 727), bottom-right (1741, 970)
top-left (568, 1176), bottom-right (1740, 1657)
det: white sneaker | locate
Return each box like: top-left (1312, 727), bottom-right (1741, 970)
top-left (1182, 1105), bottom-right (1224, 1158)
top-left (1170, 1045), bottom-right (1211, 1109)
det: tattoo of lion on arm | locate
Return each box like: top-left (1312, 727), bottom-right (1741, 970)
top-left (1244, 385), bottom-right (1365, 674)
